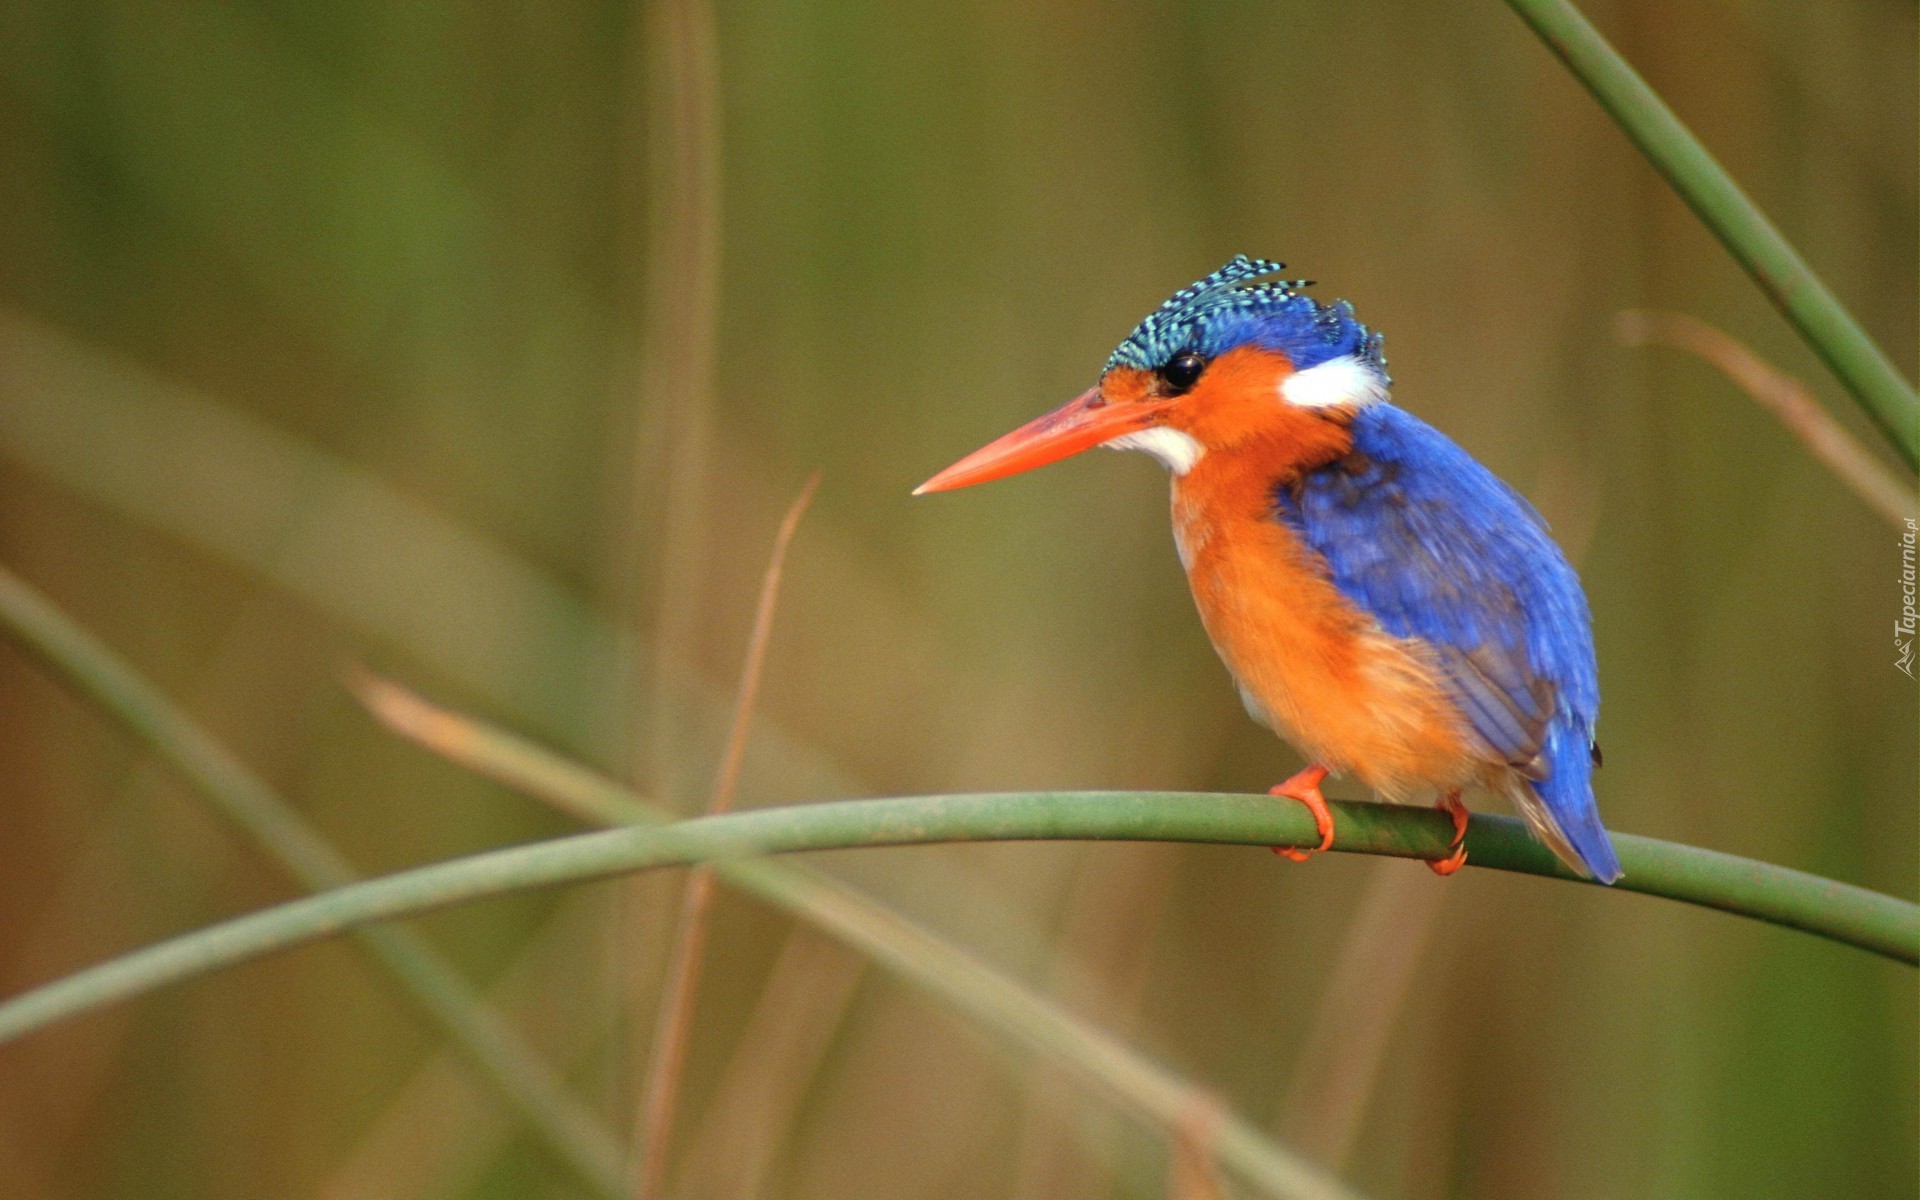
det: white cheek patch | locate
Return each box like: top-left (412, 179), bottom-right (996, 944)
top-left (1103, 427), bottom-right (1206, 475)
top-left (1279, 354), bottom-right (1388, 409)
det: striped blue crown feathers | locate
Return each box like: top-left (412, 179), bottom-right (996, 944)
top-left (1105, 255), bottom-right (1387, 381)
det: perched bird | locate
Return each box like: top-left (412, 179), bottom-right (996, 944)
top-left (916, 256), bottom-right (1621, 882)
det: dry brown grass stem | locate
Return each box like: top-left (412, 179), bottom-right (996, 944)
top-left (1275, 864), bottom-right (1450, 1168)
top-left (1010, 843), bottom-right (1180, 1198)
top-left (632, 476), bottom-right (820, 1199)
top-left (1168, 1092), bottom-right (1231, 1200)
top-left (1616, 310), bottom-right (1914, 525)
top-left (610, 0), bottom-right (726, 1143)
top-left (630, 0), bottom-right (726, 803)
top-left (674, 927), bottom-right (864, 1197)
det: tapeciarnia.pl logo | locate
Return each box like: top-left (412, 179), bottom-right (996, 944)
top-left (1899, 518), bottom-right (1917, 678)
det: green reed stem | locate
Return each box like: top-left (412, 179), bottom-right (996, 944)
top-left (2, 793), bottom-right (1908, 1052)
top-left (1504, 0), bottom-right (1919, 467)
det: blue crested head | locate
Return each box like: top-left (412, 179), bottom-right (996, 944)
top-left (1104, 255), bottom-right (1386, 381)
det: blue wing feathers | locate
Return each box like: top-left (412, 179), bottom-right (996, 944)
top-left (1275, 404), bottom-right (1619, 881)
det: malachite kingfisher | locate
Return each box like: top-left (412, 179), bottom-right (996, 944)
top-left (916, 256), bottom-right (1621, 883)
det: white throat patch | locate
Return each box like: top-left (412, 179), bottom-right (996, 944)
top-left (1103, 426), bottom-right (1205, 475)
top-left (1279, 354), bottom-right (1388, 410)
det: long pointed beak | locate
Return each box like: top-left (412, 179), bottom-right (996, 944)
top-left (914, 387), bottom-right (1165, 495)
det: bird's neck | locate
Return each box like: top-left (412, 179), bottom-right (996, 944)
top-left (1174, 413), bottom-right (1355, 519)
top-left (1167, 424), bottom-right (1344, 588)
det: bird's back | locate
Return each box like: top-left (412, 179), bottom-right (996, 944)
top-left (1273, 403), bottom-right (1619, 881)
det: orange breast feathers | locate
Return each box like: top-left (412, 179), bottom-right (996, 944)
top-left (1171, 443), bottom-right (1482, 800)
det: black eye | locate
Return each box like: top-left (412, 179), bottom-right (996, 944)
top-left (1159, 351), bottom-right (1208, 394)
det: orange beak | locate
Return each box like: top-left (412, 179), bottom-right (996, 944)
top-left (913, 387), bottom-right (1169, 495)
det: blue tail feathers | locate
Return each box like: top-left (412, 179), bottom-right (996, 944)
top-left (1532, 723), bottom-right (1622, 883)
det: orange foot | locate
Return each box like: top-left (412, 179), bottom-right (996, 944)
top-left (1428, 791), bottom-right (1469, 876)
top-left (1268, 764), bottom-right (1334, 862)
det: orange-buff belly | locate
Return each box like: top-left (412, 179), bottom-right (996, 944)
top-left (1172, 451), bottom-right (1480, 800)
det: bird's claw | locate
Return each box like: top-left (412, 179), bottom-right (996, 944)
top-left (1268, 765), bottom-right (1334, 861)
top-left (1427, 791), bottom-right (1470, 876)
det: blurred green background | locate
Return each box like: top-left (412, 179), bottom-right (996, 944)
top-left (0, 1), bottom-right (1913, 1197)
